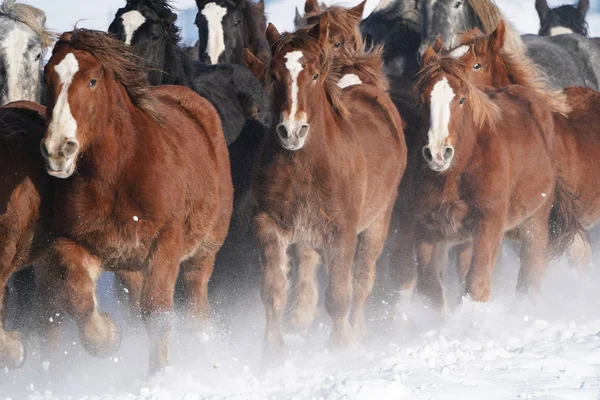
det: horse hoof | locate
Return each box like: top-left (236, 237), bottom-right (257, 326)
top-left (329, 320), bottom-right (355, 349)
top-left (80, 314), bottom-right (121, 358)
top-left (0, 332), bottom-right (26, 369)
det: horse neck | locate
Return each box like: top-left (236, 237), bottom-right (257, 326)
top-left (491, 58), bottom-right (512, 87)
top-left (160, 42), bottom-right (196, 88)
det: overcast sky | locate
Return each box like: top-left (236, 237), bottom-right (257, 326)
top-left (22, 0), bottom-right (600, 40)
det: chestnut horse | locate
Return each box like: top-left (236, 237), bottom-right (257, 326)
top-left (0, 101), bottom-right (49, 369)
top-left (448, 22), bottom-right (600, 270)
top-left (254, 16), bottom-right (406, 358)
top-left (414, 47), bottom-right (581, 308)
top-left (39, 30), bottom-right (232, 373)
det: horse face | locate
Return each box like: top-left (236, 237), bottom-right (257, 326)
top-left (536, 1), bottom-right (589, 37)
top-left (447, 44), bottom-right (494, 87)
top-left (270, 46), bottom-right (320, 151)
top-left (196, 1), bottom-right (244, 65)
top-left (42, 49), bottom-right (104, 178)
top-left (420, 73), bottom-right (467, 172)
top-left (419, 0), bottom-right (478, 57)
top-left (0, 17), bottom-right (43, 104)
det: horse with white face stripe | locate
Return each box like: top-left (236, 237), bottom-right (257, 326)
top-left (255, 18), bottom-right (407, 359)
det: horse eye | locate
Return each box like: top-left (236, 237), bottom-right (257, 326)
top-left (35, 53), bottom-right (41, 61)
top-left (89, 79), bottom-right (97, 88)
top-left (313, 73), bottom-right (319, 80)
top-left (454, 1), bottom-right (462, 8)
top-left (459, 97), bottom-right (466, 105)
top-left (334, 42), bottom-right (341, 48)
top-left (473, 63), bottom-right (481, 70)
top-left (271, 73), bottom-right (277, 82)
top-left (233, 20), bottom-right (241, 27)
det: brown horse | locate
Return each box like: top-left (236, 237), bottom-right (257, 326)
top-left (254, 16), bottom-right (406, 358)
top-left (38, 29), bottom-right (232, 373)
top-left (448, 22), bottom-right (600, 271)
top-left (0, 100), bottom-right (49, 369)
top-left (414, 47), bottom-right (581, 308)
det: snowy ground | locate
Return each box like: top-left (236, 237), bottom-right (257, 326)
top-left (1, 246), bottom-right (600, 400)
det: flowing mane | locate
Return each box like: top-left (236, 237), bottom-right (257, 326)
top-left (272, 30), bottom-right (347, 118)
top-left (417, 53), bottom-right (501, 133)
top-left (298, 5), bottom-right (363, 51)
top-left (468, 0), bottom-right (526, 56)
top-left (56, 30), bottom-right (155, 114)
top-left (458, 28), bottom-right (571, 115)
top-left (0, 0), bottom-right (54, 50)
top-left (125, 0), bottom-right (181, 43)
top-left (337, 42), bottom-right (389, 92)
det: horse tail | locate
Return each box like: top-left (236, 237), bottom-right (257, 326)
top-left (548, 178), bottom-right (584, 260)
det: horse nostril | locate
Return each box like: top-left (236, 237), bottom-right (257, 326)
top-left (40, 141), bottom-right (50, 159)
top-left (422, 146), bottom-right (433, 163)
top-left (62, 139), bottom-right (79, 157)
top-left (298, 124), bottom-right (310, 139)
top-left (276, 124), bottom-right (289, 139)
top-left (444, 146), bottom-right (454, 161)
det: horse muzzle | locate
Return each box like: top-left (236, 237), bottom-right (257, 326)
top-left (276, 122), bottom-right (310, 151)
top-left (41, 136), bottom-right (79, 179)
top-left (422, 145), bottom-right (454, 172)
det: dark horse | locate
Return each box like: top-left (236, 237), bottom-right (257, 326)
top-left (109, 0), bottom-right (271, 314)
top-left (535, 0), bottom-right (589, 36)
top-left (420, 0), bottom-right (600, 90)
top-left (195, 0), bottom-right (269, 65)
top-left (39, 29), bottom-right (233, 373)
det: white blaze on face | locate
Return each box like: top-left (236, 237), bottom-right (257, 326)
top-left (46, 52), bottom-right (79, 151)
top-left (1, 28), bottom-right (30, 103)
top-left (550, 26), bottom-right (574, 36)
top-left (201, 2), bottom-right (227, 65)
top-left (337, 73), bottom-right (363, 89)
top-left (284, 50), bottom-right (304, 124)
top-left (121, 10), bottom-right (146, 45)
top-left (427, 77), bottom-right (455, 151)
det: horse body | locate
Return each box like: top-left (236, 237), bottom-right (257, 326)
top-left (39, 30), bottom-right (232, 373)
top-left (0, 101), bottom-right (49, 369)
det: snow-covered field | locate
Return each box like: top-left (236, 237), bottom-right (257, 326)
top-left (2, 248), bottom-right (600, 399)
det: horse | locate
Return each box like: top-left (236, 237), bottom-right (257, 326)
top-left (413, 46), bottom-right (581, 308)
top-left (0, 0), bottom-right (53, 105)
top-left (447, 22), bottom-right (600, 271)
top-left (39, 29), bottom-right (233, 374)
top-left (195, 0), bottom-right (268, 65)
top-left (419, 0), bottom-right (600, 91)
top-left (0, 101), bottom-right (50, 369)
top-left (359, 0), bottom-right (422, 79)
top-left (255, 15), bottom-right (406, 358)
top-left (536, 0), bottom-right (589, 36)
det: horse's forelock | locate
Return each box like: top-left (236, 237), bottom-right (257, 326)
top-left (0, 0), bottom-right (54, 50)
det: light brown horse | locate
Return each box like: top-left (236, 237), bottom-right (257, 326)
top-left (254, 16), bottom-right (406, 358)
top-left (38, 29), bottom-right (233, 373)
top-left (448, 21), bottom-right (600, 271)
top-left (414, 47), bottom-right (581, 308)
top-left (0, 101), bottom-right (49, 369)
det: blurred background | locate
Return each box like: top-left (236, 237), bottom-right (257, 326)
top-left (23, 0), bottom-right (600, 46)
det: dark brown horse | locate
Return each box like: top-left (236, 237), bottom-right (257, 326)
top-left (38, 29), bottom-right (232, 373)
top-left (449, 22), bottom-right (600, 271)
top-left (414, 47), bottom-right (581, 308)
top-left (0, 100), bottom-right (49, 369)
top-left (254, 16), bottom-right (406, 358)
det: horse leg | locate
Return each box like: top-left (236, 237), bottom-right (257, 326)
top-left (113, 270), bottom-right (144, 318)
top-left (290, 245), bottom-right (320, 335)
top-left (141, 229), bottom-right (182, 374)
top-left (350, 207), bottom-right (391, 343)
top-left (323, 231), bottom-right (357, 349)
top-left (181, 249), bottom-right (217, 329)
top-left (567, 231), bottom-right (592, 273)
top-left (456, 242), bottom-right (474, 294)
top-left (388, 208), bottom-right (417, 304)
top-left (34, 263), bottom-right (64, 365)
top-left (44, 239), bottom-right (120, 359)
top-left (415, 237), bottom-right (448, 311)
top-left (516, 209), bottom-right (551, 296)
top-left (465, 215), bottom-right (504, 302)
top-left (255, 213), bottom-right (290, 361)
top-left (0, 240), bottom-right (25, 368)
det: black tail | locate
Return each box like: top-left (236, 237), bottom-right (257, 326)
top-left (548, 179), bottom-right (584, 260)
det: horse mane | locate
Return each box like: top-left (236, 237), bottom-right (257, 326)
top-left (299, 5), bottom-right (363, 51)
top-left (337, 42), bottom-right (389, 92)
top-left (468, 0), bottom-right (526, 56)
top-left (126, 0), bottom-right (181, 43)
top-left (459, 29), bottom-right (571, 115)
top-left (272, 30), bottom-right (347, 118)
top-left (417, 54), bottom-right (501, 133)
top-left (244, 0), bottom-right (269, 58)
top-left (0, 0), bottom-right (54, 50)
top-left (57, 30), bottom-right (156, 115)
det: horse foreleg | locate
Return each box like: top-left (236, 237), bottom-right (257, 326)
top-left (181, 250), bottom-right (217, 329)
top-left (455, 242), bottom-right (474, 294)
top-left (466, 216), bottom-right (504, 302)
top-left (0, 240), bottom-right (25, 368)
top-left (113, 270), bottom-right (144, 319)
top-left (255, 213), bottom-right (290, 362)
top-left (567, 231), bottom-right (592, 273)
top-left (516, 207), bottom-right (551, 296)
top-left (415, 236), bottom-right (448, 311)
top-left (388, 205), bottom-right (417, 303)
top-left (290, 245), bottom-right (320, 335)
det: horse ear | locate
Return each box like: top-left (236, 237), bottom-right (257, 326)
top-left (490, 20), bottom-right (506, 53)
top-left (348, 0), bottom-right (367, 22)
top-left (256, 0), bottom-right (265, 13)
top-left (244, 48), bottom-right (265, 79)
top-left (266, 23), bottom-right (281, 47)
top-left (535, 0), bottom-right (550, 21)
top-left (308, 12), bottom-right (329, 46)
top-left (294, 7), bottom-right (303, 26)
top-left (304, 0), bottom-right (320, 14)
top-left (578, 0), bottom-right (590, 16)
top-left (421, 45), bottom-right (437, 67)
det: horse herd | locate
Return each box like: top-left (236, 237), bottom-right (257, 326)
top-left (0, 0), bottom-right (598, 376)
